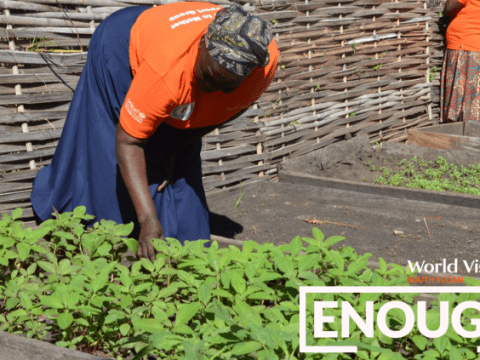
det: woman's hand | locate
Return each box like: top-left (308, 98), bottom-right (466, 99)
top-left (137, 216), bottom-right (164, 261)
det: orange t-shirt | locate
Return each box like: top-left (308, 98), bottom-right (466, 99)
top-left (446, 0), bottom-right (480, 51)
top-left (120, 2), bottom-right (278, 139)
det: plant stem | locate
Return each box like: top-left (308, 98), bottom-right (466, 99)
top-left (209, 346), bottom-right (228, 360)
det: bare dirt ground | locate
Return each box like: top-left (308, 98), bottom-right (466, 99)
top-left (208, 141), bottom-right (480, 276)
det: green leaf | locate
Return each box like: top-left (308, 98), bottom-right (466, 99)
top-left (231, 270), bottom-right (246, 294)
top-left (96, 242), bottom-right (112, 257)
top-left (207, 246), bottom-right (220, 273)
top-left (120, 295), bottom-right (133, 308)
top-left (132, 318), bottom-right (163, 333)
top-left (39, 295), bottom-right (63, 309)
top-left (122, 238), bottom-right (138, 254)
top-left (330, 251), bottom-right (344, 270)
top-left (183, 340), bottom-right (205, 360)
top-left (273, 255), bottom-right (295, 276)
top-left (175, 302), bottom-right (201, 326)
top-left (16, 243), bottom-right (30, 262)
top-left (449, 347), bottom-right (462, 360)
top-left (212, 299), bottom-right (234, 324)
top-left (212, 288), bottom-right (233, 299)
top-left (251, 325), bottom-right (276, 348)
top-left (58, 259), bottom-right (71, 275)
top-left (173, 323), bottom-right (194, 335)
top-left (73, 206), bottom-right (87, 217)
top-left (25, 226), bottom-right (51, 244)
top-left (157, 283), bottom-right (182, 298)
top-left (115, 222), bottom-right (134, 236)
top-left (433, 336), bottom-right (449, 356)
top-left (11, 208), bottom-right (23, 220)
top-left (38, 261), bottom-right (56, 274)
top-left (198, 281), bottom-right (213, 306)
top-left (30, 244), bottom-right (47, 254)
top-left (245, 262), bottom-right (257, 282)
top-left (140, 258), bottom-right (154, 273)
top-left (231, 341), bottom-right (263, 356)
top-left (76, 318), bottom-right (89, 327)
top-left (411, 335), bottom-right (428, 351)
top-left (104, 313), bottom-right (118, 325)
top-left (120, 323), bottom-right (131, 336)
top-left (234, 301), bottom-right (263, 327)
top-left (91, 273), bottom-right (108, 293)
top-left (19, 292), bottom-right (32, 310)
top-left (379, 257), bottom-right (387, 272)
top-left (289, 236), bottom-right (303, 257)
top-left (26, 263), bottom-right (37, 275)
top-left (57, 312), bottom-right (74, 330)
top-left (324, 235), bottom-right (345, 248)
top-left (221, 268), bottom-right (231, 289)
top-left (311, 228), bottom-right (324, 243)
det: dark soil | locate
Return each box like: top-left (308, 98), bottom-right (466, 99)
top-left (208, 140), bottom-right (480, 277)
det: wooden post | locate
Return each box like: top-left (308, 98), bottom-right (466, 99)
top-left (4, 9), bottom-right (35, 170)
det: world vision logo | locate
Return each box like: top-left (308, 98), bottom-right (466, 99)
top-left (125, 99), bottom-right (146, 124)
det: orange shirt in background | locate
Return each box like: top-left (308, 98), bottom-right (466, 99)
top-left (120, 2), bottom-right (278, 139)
top-left (446, 0), bottom-right (480, 51)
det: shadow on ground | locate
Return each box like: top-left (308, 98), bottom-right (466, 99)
top-left (209, 212), bottom-right (243, 238)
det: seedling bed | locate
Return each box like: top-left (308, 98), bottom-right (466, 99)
top-left (278, 135), bottom-right (480, 209)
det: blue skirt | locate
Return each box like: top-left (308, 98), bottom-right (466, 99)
top-left (31, 6), bottom-right (211, 244)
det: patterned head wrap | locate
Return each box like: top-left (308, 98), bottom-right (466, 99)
top-left (206, 2), bottom-right (273, 77)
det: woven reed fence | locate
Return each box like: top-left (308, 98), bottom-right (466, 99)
top-left (0, 0), bottom-right (445, 223)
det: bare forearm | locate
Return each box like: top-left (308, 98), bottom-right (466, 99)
top-left (115, 123), bottom-right (157, 224)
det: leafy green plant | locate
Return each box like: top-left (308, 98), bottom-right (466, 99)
top-left (364, 155), bottom-right (480, 195)
top-left (2, 207), bottom-right (480, 360)
top-left (270, 19), bottom-right (277, 25)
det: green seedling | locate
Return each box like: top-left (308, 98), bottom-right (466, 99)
top-left (364, 155), bottom-right (480, 195)
top-left (235, 190), bottom-right (246, 209)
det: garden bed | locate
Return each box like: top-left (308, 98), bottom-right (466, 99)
top-left (278, 135), bottom-right (480, 207)
top-left (208, 135), bottom-right (480, 271)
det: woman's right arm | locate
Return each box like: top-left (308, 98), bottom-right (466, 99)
top-left (445, 0), bottom-right (465, 19)
top-left (115, 122), bottom-right (163, 261)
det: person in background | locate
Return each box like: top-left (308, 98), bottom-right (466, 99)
top-left (440, 0), bottom-right (480, 123)
top-left (31, 2), bottom-right (278, 261)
